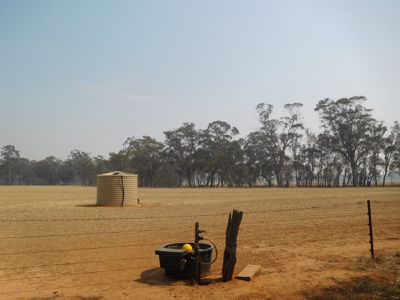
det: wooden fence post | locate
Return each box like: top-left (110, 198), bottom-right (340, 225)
top-left (367, 200), bottom-right (375, 259)
top-left (222, 209), bottom-right (243, 281)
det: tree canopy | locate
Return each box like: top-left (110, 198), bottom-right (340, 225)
top-left (1, 98), bottom-right (399, 187)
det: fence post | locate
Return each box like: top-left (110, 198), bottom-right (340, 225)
top-left (367, 200), bottom-right (375, 259)
top-left (222, 209), bottom-right (243, 281)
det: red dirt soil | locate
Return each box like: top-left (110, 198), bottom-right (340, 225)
top-left (0, 187), bottom-right (399, 299)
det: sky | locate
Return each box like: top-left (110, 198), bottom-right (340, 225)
top-left (0, 0), bottom-right (399, 160)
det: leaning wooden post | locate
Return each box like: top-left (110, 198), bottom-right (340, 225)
top-left (367, 200), bottom-right (375, 259)
top-left (222, 209), bottom-right (243, 281)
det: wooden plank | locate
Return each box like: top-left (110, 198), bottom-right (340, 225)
top-left (236, 264), bottom-right (261, 281)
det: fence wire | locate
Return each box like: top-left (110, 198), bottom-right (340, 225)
top-left (0, 201), bottom-right (398, 296)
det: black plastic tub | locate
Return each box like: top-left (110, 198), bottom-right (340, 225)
top-left (155, 242), bottom-right (214, 278)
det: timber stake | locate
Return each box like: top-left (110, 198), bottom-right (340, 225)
top-left (222, 209), bottom-right (243, 281)
top-left (367, 200), bottom-right (375, 259)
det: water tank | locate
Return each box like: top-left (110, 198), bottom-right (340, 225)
top-left (96, 171), bottom-right (138, 206)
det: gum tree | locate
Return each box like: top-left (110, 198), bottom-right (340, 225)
top-left (256, 102), bottom-right (303, 187)
top-left (315, 96), bottom-right (375, 187)
top-left (382, 121), bottom-right (400, 186)
top-left (164, 123), bottom-right (200, 187)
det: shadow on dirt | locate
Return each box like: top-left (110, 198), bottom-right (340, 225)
top-left (136, 268), bottom-right (223, 286)
top-left (75, 204), bottom-right (98, 207)
top-left (135, 268), bottom-right (184, 286)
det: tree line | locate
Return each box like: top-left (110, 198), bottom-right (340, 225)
top-left (1, 97), bottom-right (399, 187)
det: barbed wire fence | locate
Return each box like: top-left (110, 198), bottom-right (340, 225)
top-left (0, 200), bottom-right (398, 296)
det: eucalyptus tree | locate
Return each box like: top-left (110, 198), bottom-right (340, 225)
top-left (220, 138), bottom-right (244, 187)
top-left (164, 123), bottom-right (200, 187)
top-left (366, 121), bottom-right (386, 186)
top-left (201, 121), bottom-right (240, 187)
top-left (290, 130), bottom-right (303, 187)
top-left (58, 160), bottom-right (75, 184)
top-left (0, 145), bottom-right (21, 184)
top-left (67, 150), bottom-right (96, 185)
top-left (300, 130), bottom-right (320, 187)
top-left (243, 131), bottom-right (263, 186)
top-left (34, 156), bottom-right (62, 184)
top-left (108, 150), bottom-right (132, 173)
top-left (18, 158), bottom-right (35, 184)
top-left (93, 155), bottom-right (110, 175)
top-left (256, 102), bottom-right (304, 187)
top-left (124, 136), bottom-right (165, 186)
top-left (383, 121), bottom-right (400, 186)
top-left (391, 150), bottom-right (400, 182)
top-left (244, 131), bottom-right (275, 186)
top-left (315, 96), bottom-right (375, 187)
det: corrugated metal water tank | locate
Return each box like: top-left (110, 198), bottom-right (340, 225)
top-left (96, 171), bottom-right (138, 206)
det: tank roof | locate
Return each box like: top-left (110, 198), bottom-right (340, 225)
top-left (97, 171), bottom-right (137, 177)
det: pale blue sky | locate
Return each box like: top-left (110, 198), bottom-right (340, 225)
top-left (1, 0), bottom-right (399, 160)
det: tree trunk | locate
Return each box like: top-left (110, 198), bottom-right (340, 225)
top-left (382, 164), bottom-right (389, 187)
top-left (351, 162), bottom-right (358, 187)
top-left (210, 172), bottom-right (215, 187)
top-left (275, 170), bottom-right (283, 187)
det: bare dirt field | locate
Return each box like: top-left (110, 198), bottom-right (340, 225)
top-left (0, 186), bottom-right (399, 300)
